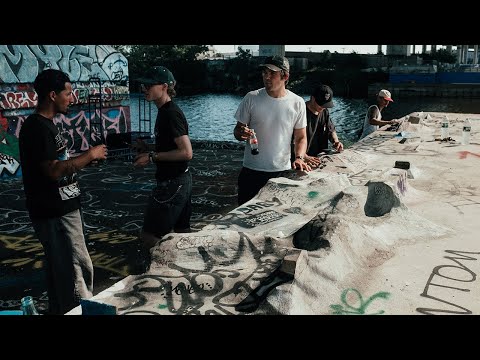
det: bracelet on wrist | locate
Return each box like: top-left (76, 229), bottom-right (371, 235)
top-left (149, 151), bottom-right (155, 163)
top-left (295, 155), bottom-right (304, 161)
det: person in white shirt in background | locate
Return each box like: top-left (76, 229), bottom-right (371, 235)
top-left (360, 89), bottom-right (399, 139)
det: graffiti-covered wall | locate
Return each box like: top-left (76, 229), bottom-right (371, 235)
top-left (0, 45), bottom-right (131, 179)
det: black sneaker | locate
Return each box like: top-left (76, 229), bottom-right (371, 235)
top-left (128, 249), bottom-right (151, 275)
top-left (235, 268), bottom-right (294, 313)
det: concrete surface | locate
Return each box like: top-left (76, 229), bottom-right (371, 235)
top-left (0, 141), bottom-right (243, 313)
top-left (67, 112), bottom-right (480, 315)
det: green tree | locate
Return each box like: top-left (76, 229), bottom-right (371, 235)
top-left (236, 47), bottom-right (252, 60)
top-left (335, 51), bottom-right (366, 71)
top-left (127, 45), bottom-right (208, 74)
top-left (334, 52), bottom-right (367, 98)
top-left (422, 48), bottom-right (456, 64)
top-left (306, 50), bottom-right (334, 70)
top-left (111, 45), bottom-right (130, 54)
top-left (438, 49), bottom-right (457, 63)
top-left (112, 45), bottom-right (209, 92)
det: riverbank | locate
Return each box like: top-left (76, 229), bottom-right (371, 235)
top-left (370, 83), bottom-right (480, 99)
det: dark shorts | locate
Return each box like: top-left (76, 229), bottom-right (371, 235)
top-left (237, 167), bottom-right (285, 206)
top-left (142, 170), bottom-right (192, 239)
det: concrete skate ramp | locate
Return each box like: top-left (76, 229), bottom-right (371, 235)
top-left (67, 112), bottom-right (480, 315)
top-left (99, 230), bottom-right (292, 315)
top-left (206, 171), bottom-right (351, 238)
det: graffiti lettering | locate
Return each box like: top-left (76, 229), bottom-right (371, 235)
top-left (235, 200), bottom-right (278, 215)
top-left (330, 288), bottom-right (391, 315)
top-left (232, 210), bottom-right (286, 228)
top-left (176, 235), bottom-right (214, 250)
top-left (89, 251), bottom-right (130, 276)
top-left (88, 231), bottom-right (137, 245)
top-left (0, 45), bottom-right (128, 83)
top-left (417, 250), bottom-right (480, 315)
top-left (114, 233), bottom-right (287, 315)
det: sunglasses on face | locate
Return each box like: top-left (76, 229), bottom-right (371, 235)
top-left (140, 83), bottom-right (153, 92)
top-left (261, 68), bottom-right (280, 77)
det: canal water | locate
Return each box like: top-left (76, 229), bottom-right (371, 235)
top-left (129, 93), bottom-right (480, 148)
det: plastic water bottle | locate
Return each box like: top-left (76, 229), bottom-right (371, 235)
top-left (441, 115), bottom-right (449, 139)
top-left (462, 118), bottom-right (471, 145)
top-left (21, 296), bottom-right (39, 315)
top-left (249, 129), bottom-right (259, 155)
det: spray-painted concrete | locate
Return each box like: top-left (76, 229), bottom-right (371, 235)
top-left (67, 112), bottom-right (480, 315)
top-left (0, 45), bottom-right (130, 180)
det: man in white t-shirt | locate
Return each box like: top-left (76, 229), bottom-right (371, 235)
top-left (233, 55), bottom-right (311, 205)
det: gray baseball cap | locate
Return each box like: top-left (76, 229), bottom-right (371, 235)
top-left (260, 55), bottom-right (290, 72)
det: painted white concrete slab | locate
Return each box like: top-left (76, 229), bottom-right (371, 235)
top-left (67, 111), bottom-right (480, 315)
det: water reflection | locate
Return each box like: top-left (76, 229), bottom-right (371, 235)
top-left (129, 93), bottom-right (480, 148)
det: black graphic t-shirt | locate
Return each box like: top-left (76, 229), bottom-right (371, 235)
top-left (305, 106), bottom-right (336, 156)
top-left (19, 114), bottom-right (81, 219)
top-left (154, 100), bottom-right (189, 181)
top-left (290, 105), bottom-right (336, 162)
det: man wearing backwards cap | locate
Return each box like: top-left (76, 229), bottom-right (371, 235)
top-left (233, 55), bottom-right (310, 205)
top-left (360, 89), bottom-right (399, 139)
top-left (293, 84), bottom-right (344, 168)
top-left (131, 65), bottom-right (193, 271)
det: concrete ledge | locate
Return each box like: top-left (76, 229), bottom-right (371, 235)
top-left (66, 111), bottom-right (480, 315)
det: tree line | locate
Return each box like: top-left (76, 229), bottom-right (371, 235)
top-left (113, 45), bottom-right (458, 98)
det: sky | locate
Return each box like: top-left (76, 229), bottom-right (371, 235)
top-left (212, 45), bottom-right (377, 54)
top-left (212, 45), bottom-right (439, 54)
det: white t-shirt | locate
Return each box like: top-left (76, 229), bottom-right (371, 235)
top-left (235, 88), bottom-right (307, 172)
top-left (360, 105), bottom-right (381, 139)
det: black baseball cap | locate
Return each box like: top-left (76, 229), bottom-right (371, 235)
top-left (136, 66), bottom-right (175, 85)
top-left (260, 55), bottom-right (290, 72)
top-left (312, 84), bottom-right (334, 108)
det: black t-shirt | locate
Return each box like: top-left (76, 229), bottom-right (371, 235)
top-left (154, 101), bottom-right (189, 181)
top-left (19, 114), bottom-right (81, 219)
top-left (305, 106), bottom-right (336, 156)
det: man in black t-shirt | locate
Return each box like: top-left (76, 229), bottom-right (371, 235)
top-left (132, 66), bottom-right (193, 271)
top-left (19, 69), bottom-right (107, 314)
top-left (292, 84), bottom-right (344, 168)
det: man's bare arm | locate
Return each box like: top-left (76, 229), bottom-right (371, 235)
top-left (41, 144), bottom-right (107, 180)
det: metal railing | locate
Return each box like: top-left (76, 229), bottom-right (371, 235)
top-left (138, 95), bottom-right (152, 134)
top-left (87, 77), bottom-right (104, 146)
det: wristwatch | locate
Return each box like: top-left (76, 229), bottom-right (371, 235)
top-left (149, 151), bottom-right (155, 163)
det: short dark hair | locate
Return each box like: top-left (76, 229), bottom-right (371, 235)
top-left (33, 69), bottom-right (71, 102)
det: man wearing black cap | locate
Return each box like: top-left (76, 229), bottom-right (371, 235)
top-left (296, 84), bottom-right (344, 168)
top-left (233, 55), bottom-right (311, 205)
top-left (132, 66), bottom-right (193, 269)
